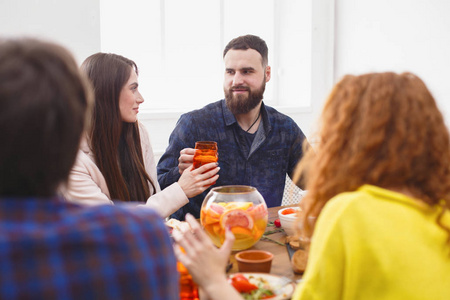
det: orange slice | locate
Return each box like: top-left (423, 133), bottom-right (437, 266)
top-left (230, 226), bottom-right (253, 239)
top-left (203, 214), bottom-right (220, 225)
top-left (202, 203), bottom-right (224, 225)
top-left (212, 223), bottom-right (222, 236)
top-left (220, 209), bottom-right (254, 230)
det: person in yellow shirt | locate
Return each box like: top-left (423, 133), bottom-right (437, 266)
top-left (172, 72), bottom-right (450, 300)
top-left (292, 72), bottom-right (450, 299)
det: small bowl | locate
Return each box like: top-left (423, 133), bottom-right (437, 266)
top-left (235, 250), bottom-right (274, 273)
top-left (278, 207), bottom-right (301, 236)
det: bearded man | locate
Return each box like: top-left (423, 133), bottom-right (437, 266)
top-left (157, 34), bottom-right (308, 220)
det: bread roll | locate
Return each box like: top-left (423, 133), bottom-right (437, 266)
top-left (291, 249), bottom-right (308, 274)
top-left (286, 236), bottom-right (308, 250)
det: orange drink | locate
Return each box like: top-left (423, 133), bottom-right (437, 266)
top-left (177, 247), bottom-right (199, 300)
top-left (193, 141), bottom-right (218, 169)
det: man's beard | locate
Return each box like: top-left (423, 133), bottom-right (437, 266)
top-left (225, 78), bottom-right (266, 115)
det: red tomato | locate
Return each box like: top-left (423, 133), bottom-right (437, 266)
top-left (274, 219), bottom-right (281, 228)
top-left (281, 208), bottom-right (297, 215)
top-left (229, 274), bottom-right (258, 293)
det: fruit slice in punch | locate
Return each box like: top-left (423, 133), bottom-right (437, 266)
top-left (220, 209), bottom-right (254, 230)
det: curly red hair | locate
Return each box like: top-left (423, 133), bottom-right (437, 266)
top-left (294, 72), bottom-right (450, 242)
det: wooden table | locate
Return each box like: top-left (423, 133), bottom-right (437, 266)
top-left (227, 206), bottom-right (303, 282)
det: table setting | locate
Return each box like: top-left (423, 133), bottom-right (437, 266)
top-left (166, 142), bottom-right (307, 299)
top-left (166, 187), bottom-right (306, 299)
top-left (202, 184), bottom-right (305, 299)
top-left (224, 204), bottom-right (305, 299)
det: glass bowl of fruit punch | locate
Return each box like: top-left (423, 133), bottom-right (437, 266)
top-left (200, 185), bottom-right (268, 251)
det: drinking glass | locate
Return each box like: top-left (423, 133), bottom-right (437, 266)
top-left (178, 248), bottom-right (199, 300)
top-left (193, 141), bottom-right (218, 169)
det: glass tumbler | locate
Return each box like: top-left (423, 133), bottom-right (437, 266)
top-left (178, 247), bottom-right (199, 300)
top-left (193, 141), bottom-right (218, 169)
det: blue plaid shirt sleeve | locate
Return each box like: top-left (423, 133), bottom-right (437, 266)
top-left (0, 198), bottom-right (179, 300)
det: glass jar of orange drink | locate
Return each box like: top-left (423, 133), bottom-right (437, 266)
top-left (193, 141), bottom-right (218, 169)
top-left (177, 247), bottom-right (199, 300)
top-left (200, 185), bottom-right (268, 251)
top-left (178, 261), bottom-right (199, 300)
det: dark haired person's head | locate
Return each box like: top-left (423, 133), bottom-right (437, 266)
top-left (0, 38), bottom-right (92, 197)
top-left (223, 34), bottom-right (268, 68)
top-left (223, 34), bottom-right (270, 115)
top-left (81, 53), bottom-right (139, 128)
top-left (81, 53), bottom-right (151, 202)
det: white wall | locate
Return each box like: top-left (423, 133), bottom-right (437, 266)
top-left (334, 0), bottom-right (450, 126)
top-left (99, 0), bottom-right (334, 160)
top-left (2, 0), bottom-right (449, 161)
top-left (0, 0), bottom-right (332, 162)
top-left (138, 0), bottom-right (335, 160)
top-left (0, 0), bottom-right (101, 65)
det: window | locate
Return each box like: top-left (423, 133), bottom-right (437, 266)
top-left (100, 0), bottom-right (312, 112)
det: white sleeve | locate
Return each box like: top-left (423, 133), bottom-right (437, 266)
top-left (62, 150), bottom-right (114, 206)
top-left (138, 121), bottom-right (189, 218)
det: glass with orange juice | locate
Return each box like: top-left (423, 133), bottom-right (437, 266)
top-left (177, 247), bottom-right (199, 300)
top-left (200, 186), bottom-right (268, 251)
top-left (193, 141), bottom-right (218, 169)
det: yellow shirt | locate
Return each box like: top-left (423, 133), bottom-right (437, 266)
top-left (293, 185), bottom-right (450, 300)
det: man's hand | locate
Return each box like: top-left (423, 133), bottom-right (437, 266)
top-left (178, 148), bottom-right (196, 175)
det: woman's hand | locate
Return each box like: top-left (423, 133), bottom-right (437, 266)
top-left (177, 163), bottom-right (219, 198)
top-left (173, 214), bottom-right (243, 300)
top-left (178, 148), bottom-right (196, 175)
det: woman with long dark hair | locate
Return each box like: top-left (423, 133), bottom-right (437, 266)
top-left (64, 53), bottom-right (219, 218)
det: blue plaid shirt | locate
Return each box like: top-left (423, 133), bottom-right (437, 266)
top-left (0, 196), bottom-right (178, 300)
top-left (157, 100), bottom-right (306, 220)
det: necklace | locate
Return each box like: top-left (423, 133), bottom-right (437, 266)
top-left (246, 110), bottom-right (261, 132)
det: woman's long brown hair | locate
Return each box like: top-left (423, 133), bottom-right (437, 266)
top-left (294, 72), bottom-right (450, 243)
top-left (81, 53), bottom-right (154, 202)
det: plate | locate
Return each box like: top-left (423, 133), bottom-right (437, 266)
top-left (229, 272), bottom-right (297, 300)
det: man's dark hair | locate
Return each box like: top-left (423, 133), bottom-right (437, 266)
top-left (223, 34), bottom-right (268, 67)
top-left (0, 38), bottom-right (91, 196)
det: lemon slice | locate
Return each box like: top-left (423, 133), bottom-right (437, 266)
top-left (224, 201), bottom-right (253, 211)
